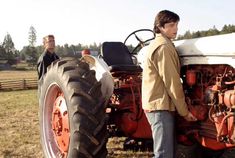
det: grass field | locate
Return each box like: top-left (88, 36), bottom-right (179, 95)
top-left (0, 90), bottom-right (42, 158)
top-left (0, 89), bottom-right (152, 158)
top-left (0, 70), bottom-right (37, 80)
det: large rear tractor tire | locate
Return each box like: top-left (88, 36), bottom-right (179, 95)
top-left (39, 58), bottom-right (108, 158)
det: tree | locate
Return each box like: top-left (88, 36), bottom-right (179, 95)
top-left (0, 44), bottom-right (6, 59)
top-left (28, 26), bottom-right (37, 47)
top-left (2, 33), bottom-right (15, 54)
top-left (177, 24), bottom-right (235, 40)
top-left (25, 45), bottom-right (39, 66)
top-left (24, 26), bottom-right (39, 66)
top-left (183, 31), bottom-right (192, 39)
top-left (192, 31), bottom-right (201, 38)
top-left (206, 26), bottom-right (219, 36)
top-left (63, 44), bottom-right (74, 56)
top-left (2, 33), bottom-right (16, 64)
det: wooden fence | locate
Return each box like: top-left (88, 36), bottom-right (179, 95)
top-left (0, 78), bottom-right (38, 91)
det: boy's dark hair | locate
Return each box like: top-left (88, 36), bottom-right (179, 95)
top-left (153, 10), bottom-right (180, 33)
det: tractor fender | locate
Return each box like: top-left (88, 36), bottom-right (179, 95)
top-left (81, 55), bottom-right (114, 100)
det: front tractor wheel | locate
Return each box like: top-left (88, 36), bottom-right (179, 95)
top-left (39, 58), bottom-right (108, 158)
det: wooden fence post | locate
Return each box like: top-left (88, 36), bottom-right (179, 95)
top-left (22, 79), bottom-right (26, 89)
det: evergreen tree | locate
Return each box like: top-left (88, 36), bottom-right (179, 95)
top-left (183, 31), bottom-right (192, 39)
top-left (0, 44), bottom-right (7, 59)
top-left (28, 26), bottom-right (37, 47)
top-left (206, 26), bottom-right (219, 36)
top-left (2, 33), bottom-right (15, 54)
top-left (192, 31), bottom-right (201, 38)
top-left (2, 33), bottom-right (16, 64)
top-left (22, 26), bottom-right (39, 66)
top-left (177, 24), bottom-right (235, 40)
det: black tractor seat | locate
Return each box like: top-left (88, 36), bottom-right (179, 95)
top-left (101, 42), bottom-right (142, 73)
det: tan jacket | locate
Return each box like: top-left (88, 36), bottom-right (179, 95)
top-left (142, 34), bottom-right (189, 117)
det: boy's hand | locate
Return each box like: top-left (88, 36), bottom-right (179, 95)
top-left (184, 112), bottom-right (197, 121)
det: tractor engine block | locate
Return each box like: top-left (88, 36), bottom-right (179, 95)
top-left (179, 64), bottom-right (235, 149)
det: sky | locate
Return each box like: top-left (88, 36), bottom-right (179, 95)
top-left (0, 0), bottom-right (234, 50)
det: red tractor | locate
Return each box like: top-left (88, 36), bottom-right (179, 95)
top-left (39, 29), bottom-right (235, 158)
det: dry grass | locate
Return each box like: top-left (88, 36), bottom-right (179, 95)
top-left (107, 137), bottom-right (153, 158)
top-left (0, 89), bottom-right (43, 158)
top-left (0, 70), bottom-right (37, 80)
top-left (0, 89), bottom-right (152, 158)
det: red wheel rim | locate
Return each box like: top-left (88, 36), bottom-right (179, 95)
top-left (52, 93), bottom-right (70, 157)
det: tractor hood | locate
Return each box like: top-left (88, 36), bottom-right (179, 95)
top-left (173, 33), bottom-right (235, 68)
top-left (174, 33), bottom-right (235, 57)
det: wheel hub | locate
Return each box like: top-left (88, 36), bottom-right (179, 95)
top-left (52, 94), bottom-right (70, 157)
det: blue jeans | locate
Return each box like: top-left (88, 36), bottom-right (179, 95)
top-left (145, 111), bottom-right (174, 158)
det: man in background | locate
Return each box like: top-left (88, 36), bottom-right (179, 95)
top-left (37, 35), bottom-right (59, 81)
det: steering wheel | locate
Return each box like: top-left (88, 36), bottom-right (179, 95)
top-left (124, 29), bottom-right (155, 54)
